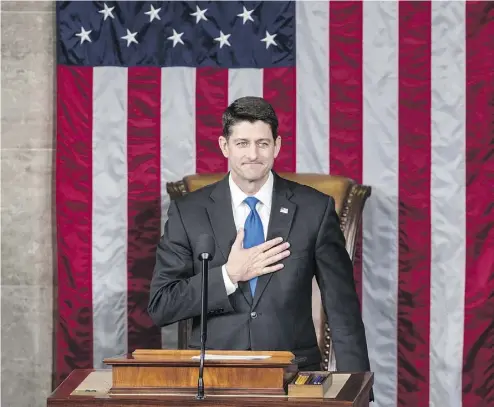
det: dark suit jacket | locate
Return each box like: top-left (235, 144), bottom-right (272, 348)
top-left (148, 172), bottom-right (370, 373)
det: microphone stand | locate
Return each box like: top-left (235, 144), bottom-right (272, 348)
top-left (196, 253), bottom-right (209, 400)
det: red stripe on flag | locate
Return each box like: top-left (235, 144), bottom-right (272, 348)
top-left (55, 66), bottom-right (93, 386)
top-left (397, 2), bottom-right (432, 407)
top-left (263, 67), bottom-right (296, 172)
top-left (126, 67), bottom-right (162, 351)
top-left (464, 3), bottom-right (494, 406)
top-left (329, 0), bottom-right (363, 300)
top-left (196, 68), bottom-right (229, 173)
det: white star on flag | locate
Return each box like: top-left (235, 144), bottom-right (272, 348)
top-left (261, 31), bottom-right (277, 49)
top-left (237, 7), bottom-right (254, 24)
top-left (75, 26), bottom-right (92, 44)
top-left (167, 29), bottom-right (184, 47)
top-left (121, 29), bottom-right (138, 47)
top-left (98, 3), bottom-right (114, 21)
top-left (145, 5), bottom-right (161, 22)
top-left (190, 5), bottom-right (208, 24)
top-left (214, 31), bottom-right (231, 49)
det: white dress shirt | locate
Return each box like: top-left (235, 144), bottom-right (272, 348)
top-left (221, 171), bottom-right (274, 295)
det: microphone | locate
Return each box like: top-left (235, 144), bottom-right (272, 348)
top-left (195, 234), bottom-right (215, 400)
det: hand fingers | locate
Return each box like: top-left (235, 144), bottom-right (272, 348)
top-left (257, 237), bottom-right (284, 252)
top-left (262, 241), bottom-right (290, 258)
top-left (260, 250), bottom-right (290, 267)
top-left (260, 263), bottom-right (284, 275)
top-left (245, 263), bottom-right (284, 280)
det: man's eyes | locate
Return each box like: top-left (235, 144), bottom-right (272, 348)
top-left (236, 141), bottom-right (269, 147)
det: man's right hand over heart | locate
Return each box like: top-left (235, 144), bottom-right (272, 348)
top-left (225, 228), bottom-right (291, 285)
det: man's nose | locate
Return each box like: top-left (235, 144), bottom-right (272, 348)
top-left (247, 144), bottom-right (258, 160)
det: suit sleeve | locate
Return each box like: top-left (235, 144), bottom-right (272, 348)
top-left (147, 200), bottom-right (235, 327)
top-left (314, 196), bottom-right (371, 373)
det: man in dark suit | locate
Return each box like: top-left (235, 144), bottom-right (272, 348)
top-left (148, 96), bottom-right (370, 375)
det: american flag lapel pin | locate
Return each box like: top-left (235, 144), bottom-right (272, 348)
top-left (280, 207), bottom-right (288, 214)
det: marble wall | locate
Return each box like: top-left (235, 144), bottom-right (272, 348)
top-left (1, 1), bottom-right (56, 406)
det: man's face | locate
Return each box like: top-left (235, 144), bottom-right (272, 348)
top-left (219, 120), bottom-right (281, 183)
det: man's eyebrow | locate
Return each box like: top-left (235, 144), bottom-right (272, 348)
top-left (231, 137), bottom-right (272, 142)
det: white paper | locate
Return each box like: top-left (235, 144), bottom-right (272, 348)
top-left (191, 354), bottom-right (272, 361)
top-left (71, 371), bottom-right (112, 395)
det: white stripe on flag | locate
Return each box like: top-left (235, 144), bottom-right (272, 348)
top-left (295, 0), bottom-right (329, 174)
top-left (160, 67), bottom-right (196, 348)
top-left (228, 69), bottom-right (263, 104)
top-left (430, 2), bottom-right (466, 406)
top-left (228, 68), bottom-right (263, 171)
top-left (295, 0), bottom-right (331, 370)
top-left (362, 2), bottom-right (399, 407)
top-left (92, 67), bottom-right (128, 368)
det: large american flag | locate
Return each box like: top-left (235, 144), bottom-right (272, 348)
top-left (55, 2), bottom-right (493, 406)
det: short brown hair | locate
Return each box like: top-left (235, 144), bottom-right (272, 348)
top-left (222, 96), bottom-right (279, 140)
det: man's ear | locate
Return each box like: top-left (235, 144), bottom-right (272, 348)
top-left (273, 135), bottom-right (282, 159)
top-left (218, 135), bottom-right (229, 158)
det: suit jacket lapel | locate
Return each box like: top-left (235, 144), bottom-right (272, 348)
top-left (207, 176), bottom-right (237, 264)
top-left (252, 174), bottom-right (296, 310)
top-left (207, 175), bottom-right (253, 305)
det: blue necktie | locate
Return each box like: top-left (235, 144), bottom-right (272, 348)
top-left (243, 196), bottom-right (265, 295)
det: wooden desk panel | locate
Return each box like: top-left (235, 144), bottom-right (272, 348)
top-left (47, 369), bottom-right (373, 407)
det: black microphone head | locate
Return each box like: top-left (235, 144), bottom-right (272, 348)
top-left (196, 234), bottom-right (215, 261)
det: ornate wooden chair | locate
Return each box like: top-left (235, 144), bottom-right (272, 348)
top-left (166, 173), bottom-right (371, 371)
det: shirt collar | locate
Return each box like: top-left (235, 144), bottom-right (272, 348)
top-left (229, 171), bottom-right (274, 210)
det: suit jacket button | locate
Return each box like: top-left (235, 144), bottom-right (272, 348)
top-left (250, 312), bottom-right (257, 318)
